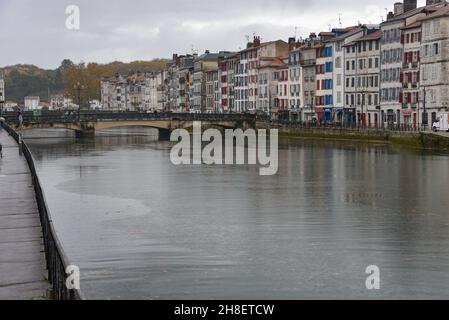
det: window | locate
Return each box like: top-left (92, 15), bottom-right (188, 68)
top-left (424, 22), bottom-right (430, 36)
top-left (335, 57), bottom-right (341, 68)
top-left (434, 43), bottom-right (439, 55)
top-left (434, 19), bottom-right (440, 34)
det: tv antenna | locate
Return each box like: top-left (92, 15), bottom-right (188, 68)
top-left (338, 13), bottom-right (342, 28)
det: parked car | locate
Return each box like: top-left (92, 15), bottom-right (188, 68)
top-left (433, 113), bottom-right (449, 132)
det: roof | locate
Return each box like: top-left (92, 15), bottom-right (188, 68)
top-left (401, 20), bottom-right (423, 30)
top-left (381, 3), bottom-right (444, 25)
top-left (319, 31), bottom-right (335, 37)
top-left (239, 39), bottom-right (288, 53)
top-left (354, 30), bottom-right (382, 41)
top-left (258, 57), bottom-right (287, 69)
top-left (327, 26), bottom-right (363, 42)
top-left (420, 3), bottom-right (449, 21)
top-left (197, 52), bottom-right (220, 61)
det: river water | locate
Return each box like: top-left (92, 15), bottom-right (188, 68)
top-left (24, 127), bottom-right (449, 300)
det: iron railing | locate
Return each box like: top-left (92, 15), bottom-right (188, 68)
top-left (258, 119), bottom-right (426, 132)
top-left (2, 123), bottom-right (84, 300)
top-left (2, 111), bottom-right (256, 125)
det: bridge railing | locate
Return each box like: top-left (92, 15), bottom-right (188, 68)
top-left (2, 111), bottom-right (256, 125)
top-left (2, 123), bottom-right (84, 300)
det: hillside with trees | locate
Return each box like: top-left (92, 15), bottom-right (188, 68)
top-left (0, 59), bottom-right (166, 104)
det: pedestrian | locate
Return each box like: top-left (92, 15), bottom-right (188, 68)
top-left (18, 111), bottom-right (23, 129)
top-left (0, 142), bottom-right (3, 158)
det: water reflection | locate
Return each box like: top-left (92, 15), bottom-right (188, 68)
top-left (25, 127), bottom-right (449, 299)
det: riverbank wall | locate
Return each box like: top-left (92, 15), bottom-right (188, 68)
top-left (259, 125), bottom-right (449, 151)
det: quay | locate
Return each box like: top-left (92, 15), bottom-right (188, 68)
top-left (0, 128), bottom-right (48, 299)
top-left (0, 124), bottom-right (83, 300)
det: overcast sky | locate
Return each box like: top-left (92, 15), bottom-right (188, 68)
top-left (0, 0), bottom-right (427, 69)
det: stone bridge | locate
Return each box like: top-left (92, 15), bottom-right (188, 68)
top-left (6, 112), bottom-right (256, 140)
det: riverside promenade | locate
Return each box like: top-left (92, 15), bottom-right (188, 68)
top-left (0, 128), bottom-right (48, 299)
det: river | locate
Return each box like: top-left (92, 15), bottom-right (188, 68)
top-left (24, 127), bottom-right (449, 299)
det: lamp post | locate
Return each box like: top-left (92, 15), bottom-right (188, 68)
top-left (361, 93), bottom-right (365, 129)
top-left (422, 87), bottom-right (427, 130)
top-left (73, 82), bottom-right (85, 122)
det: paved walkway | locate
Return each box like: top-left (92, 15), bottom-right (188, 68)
top-left (0, 128), bottom-right (49, 299)
top-left (431, 131), bottom-right (449, 138)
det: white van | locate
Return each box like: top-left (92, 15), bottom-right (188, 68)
top-left (432, 113), bottom-right (449, 132)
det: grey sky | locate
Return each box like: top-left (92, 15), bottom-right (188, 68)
top-left (0, 0), bottom-right (427, 69)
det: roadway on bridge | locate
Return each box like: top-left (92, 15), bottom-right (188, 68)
top-left (0, 128), bottom-right (49, 299)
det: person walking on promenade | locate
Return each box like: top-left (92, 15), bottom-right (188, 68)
top-left (18, 110), bottom-right (23, 129)
top-left (0, 142), bottom-right (3, 158)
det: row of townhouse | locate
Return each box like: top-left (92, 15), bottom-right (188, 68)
top-left (101, 72), bottom-right (165, 112)
top-left (101, 54), bottom-right (194, 113)
top-left (100, 0), bottom-right (449, 129)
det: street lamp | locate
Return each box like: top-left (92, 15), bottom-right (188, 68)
top-left (0, 99), bottom-right (4, 117)
top-left (361, 93), bottom-right (365, 129)
top-left (73, 82), bottom-right (85, 121)
top-left (421, 87), bottom-right (427, 131)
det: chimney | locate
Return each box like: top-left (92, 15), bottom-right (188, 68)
top-left (288, 37), bottom-right (296, 50)
top-left (387, 11), bottom-right (395, 20)
top-left (394, 2), bottom-right (404, 15)
top-left (253, 36), bottom-right (261, 47)
top-left (426, 0), bottom-right (444, 5)
top-left (403, 0), bottom-right (417, 13)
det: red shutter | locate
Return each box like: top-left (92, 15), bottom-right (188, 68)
top-left (417, 71), bottom-right (420, 82)
top-left (408, 72), bottom-right (412, 82)
top-left (408, 92), bottom-right (412, 103)
top-left (400, 34), bottom-right (404, 44)
top-left (399, 92), bottom-right (403, 103)
top-left (400, 72), bottom-right (404, 83)
top-left (417, 50), bottom-right (420, 61)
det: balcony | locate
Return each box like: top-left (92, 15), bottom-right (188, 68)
top-left (403, 62), bottom-right (419, 69)
top-left (300, 59), bottom-right (316, 67)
